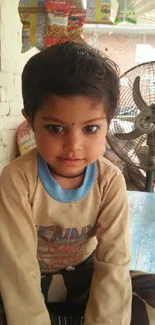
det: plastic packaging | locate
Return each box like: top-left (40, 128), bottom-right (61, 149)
top-left (134, 0), bottom-right (155, 25)
top-left (19, 0), bottom-right (86, 52)
top-left (115, 0), bottom-right (136, 25)
top-left (86, 0), bottom-right (118, 24)
top-left (17, 120), bottom-right (36, 155)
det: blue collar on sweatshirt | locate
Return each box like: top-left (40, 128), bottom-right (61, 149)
top-left (37, 153), bottom-right (96, 203)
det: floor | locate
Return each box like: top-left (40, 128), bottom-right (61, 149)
top-left (128, 191), bottom-right (155, 273)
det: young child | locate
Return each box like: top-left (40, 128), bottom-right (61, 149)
top-left (0, 41), bottom-right (154, 325)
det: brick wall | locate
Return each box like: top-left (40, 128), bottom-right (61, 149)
top-left (0, 0), bottom-right (154, 172)
top-left (0, 0), bottom-right (38, 172)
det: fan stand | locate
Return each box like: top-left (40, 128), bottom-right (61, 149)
top-left (145, 171), bottom-right (154, 192)
top-left (145, 131), bottom-right (155, 192)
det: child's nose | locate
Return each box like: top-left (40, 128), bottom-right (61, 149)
top-left (63, 132), bottom-right (82, 152)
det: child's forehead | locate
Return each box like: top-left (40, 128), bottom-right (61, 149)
top-left (41, 94), bottom-right (105, 111)
top-left (43, 93), bottom-right (97, 104)
top-left (39, 94), bottom-right (106, 122)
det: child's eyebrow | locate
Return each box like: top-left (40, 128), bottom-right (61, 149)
top-left (83, 117), bottom-right (106, 123)
top-left (42, 117), bottom-right (106, 124)
top-left (42, 117), bottom-right (65, 123)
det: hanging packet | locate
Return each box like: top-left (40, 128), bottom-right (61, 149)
top-left (115, 0), bottom-right (136, 24)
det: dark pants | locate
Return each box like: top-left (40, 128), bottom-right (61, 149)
top-left (1, 255), bottom-right (155, 325)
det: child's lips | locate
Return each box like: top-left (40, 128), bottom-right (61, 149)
top-left (58, 157), bottom-right (84, 166)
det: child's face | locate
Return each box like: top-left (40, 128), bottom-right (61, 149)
top-left (28, 95), bottom-right (108, 176)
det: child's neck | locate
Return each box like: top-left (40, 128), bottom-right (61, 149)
top-left (51, 172), bottom-right (84, 189)
top-left (48, 165), bottom-right (86, 189)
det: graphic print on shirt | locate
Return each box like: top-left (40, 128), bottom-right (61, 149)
top-left (36, 224), bottom-right (93, 272)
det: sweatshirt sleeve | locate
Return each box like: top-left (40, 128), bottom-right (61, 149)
top-left (84, 170), bottom-right (132, 325)
top-left (0, 166), bottom-right (51, 325)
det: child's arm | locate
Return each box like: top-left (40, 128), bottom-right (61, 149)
top-left (84, 171), bottom-right (132, 325)
top-left (0, 166), bottom-right (50, 325)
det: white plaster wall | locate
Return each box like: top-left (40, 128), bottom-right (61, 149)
top-left (0, 0), bottom-right (38, 172)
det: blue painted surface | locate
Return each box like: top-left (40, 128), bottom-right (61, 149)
top-left (128, 191), bottom-right (155, 273)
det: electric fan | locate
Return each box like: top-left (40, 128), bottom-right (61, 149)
top-left (107, 61), bottom-right (155, 192)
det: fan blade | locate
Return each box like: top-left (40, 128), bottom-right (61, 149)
top-left (114, 115), bottom-right (135, 122)
top-left (115, 129), bottom-right (142, 140)
top-left (133, 76), bottom-right (149, 111)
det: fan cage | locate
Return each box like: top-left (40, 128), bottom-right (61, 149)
top-left (107, 61), bottom-right (155, 171)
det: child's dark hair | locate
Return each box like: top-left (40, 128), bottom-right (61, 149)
top-left (22, 40), bottom-right (120, 123)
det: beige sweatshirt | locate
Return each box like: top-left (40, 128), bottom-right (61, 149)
top-left (0, 148), bottom-right (131, 325)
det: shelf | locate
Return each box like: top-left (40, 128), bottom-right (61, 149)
top-left (84, 24), bottom-right (155, 35)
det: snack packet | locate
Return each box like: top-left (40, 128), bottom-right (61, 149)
top-left (115, 0), bottom-right (136, 24)
top-left (19, 0), bottom-right (86, 51)
top-left (86, 0), bottom-right (118, 24)
top-left (19, 0), bottom-right (46, 52)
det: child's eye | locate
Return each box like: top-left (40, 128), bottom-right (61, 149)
top-left (84, 125), bottom-right (99, 134)
top-left (45, 125), bottom-right (64, 133)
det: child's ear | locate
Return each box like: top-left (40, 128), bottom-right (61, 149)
top-left (22, 109), bottom-right (34, 130)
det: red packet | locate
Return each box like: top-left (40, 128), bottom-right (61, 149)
top-left (46, 0), bottom-right (71, 12)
